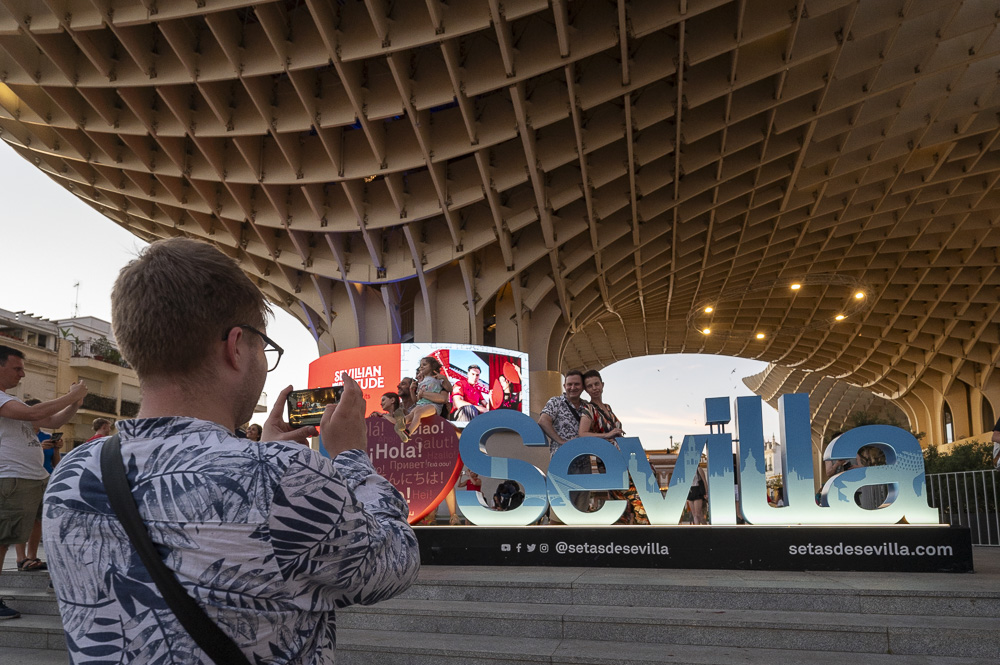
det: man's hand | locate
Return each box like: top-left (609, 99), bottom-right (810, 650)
top-left (320, 373), bottom-right (366, 457)
top-left (68, 380), bottom-right (88, 402)
top-left (261, 385), bottom-right (317, 444)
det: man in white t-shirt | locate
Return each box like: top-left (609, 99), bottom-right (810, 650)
top-left (0, 345), bottom-right (87, 620)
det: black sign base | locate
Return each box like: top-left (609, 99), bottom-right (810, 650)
top-left (415, 525), bottom-right (974, 573)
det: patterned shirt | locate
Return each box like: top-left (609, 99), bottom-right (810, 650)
top-left (582, 402), bottom-right (622, 435)
top-left (43, 417), bottom-right (420, 664)
top-left (540, 394), bottom-right (588, 453)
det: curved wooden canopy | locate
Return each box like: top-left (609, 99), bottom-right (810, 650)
top-left (1, 0), bottom-right (999, 440)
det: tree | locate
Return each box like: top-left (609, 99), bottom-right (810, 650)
top-left (923, 440), bottom-right (994, 474)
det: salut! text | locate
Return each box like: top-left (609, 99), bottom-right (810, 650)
top-left (456, 394), bottom-right (939, 527)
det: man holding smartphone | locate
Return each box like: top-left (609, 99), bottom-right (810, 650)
top-left (0, 346), bottom-right (87, 619)
top-left (42, 238), bottom-right (420, 663)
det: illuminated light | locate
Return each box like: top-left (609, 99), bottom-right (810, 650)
top-left (704, 306), bottom-right (713, 313)
top-left (790, 283), bottom-right (802, 290)
top-left (702, 328), bottom-right (711, 335)
top-left (756, 333), bottom-right (765, 339)
top-left (835, 314), bottom-right (846, 321)
top-left (855, 291), bottom-right (865, 299)
top-left (364, 174), bottom-right (377, 183)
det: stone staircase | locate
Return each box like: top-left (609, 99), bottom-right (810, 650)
top-left (3, 562), bottom-right (1000, 664)
top-left (0, 570), bottom-right (66, 665)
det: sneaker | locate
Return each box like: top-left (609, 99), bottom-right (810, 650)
top-left (0, 599), bottom-right (20, 620)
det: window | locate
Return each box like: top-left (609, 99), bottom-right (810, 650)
top-left (943, 402), bottom-right (954, 444)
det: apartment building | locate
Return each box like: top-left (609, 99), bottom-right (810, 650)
top-left (0, 307), bottom-right (139, 449)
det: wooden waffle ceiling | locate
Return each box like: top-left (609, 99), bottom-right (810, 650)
top-left (2, 0), bottom-right (1000, 406)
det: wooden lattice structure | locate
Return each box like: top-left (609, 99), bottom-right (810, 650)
top-left (2, 0), bottom-right (1000, 441)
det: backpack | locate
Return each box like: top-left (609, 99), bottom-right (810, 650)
top-left (493, 480), bottom-right (525, 511)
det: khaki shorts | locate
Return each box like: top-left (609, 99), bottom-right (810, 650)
top-left (0, 477), bottom-right (47, 545)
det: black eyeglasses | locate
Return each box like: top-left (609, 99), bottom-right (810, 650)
top-left (224, 325), bottom-right (284, 372)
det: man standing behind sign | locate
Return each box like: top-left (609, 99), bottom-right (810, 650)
top-left (43, 238), bottom-right (420, 663)
top-left (538, 370), bottom-right (592, 512)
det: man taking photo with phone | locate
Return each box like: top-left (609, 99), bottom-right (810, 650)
top-left (0, 346), bottom-right (87, 618)
top-left (43, 238), bottom-right (420, 663)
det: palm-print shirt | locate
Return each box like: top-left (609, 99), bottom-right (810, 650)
top-left (42, 417), bottom-right (420, 664)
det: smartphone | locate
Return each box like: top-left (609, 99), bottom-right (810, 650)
top-left (286, 386), bottom-right (344, 427)
top-left (49, 432), bottom-right (64, 442)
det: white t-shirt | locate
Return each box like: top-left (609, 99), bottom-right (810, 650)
top-left (0, 392), bottom-right (48, 480)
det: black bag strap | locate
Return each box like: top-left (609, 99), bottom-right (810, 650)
top-left (100, 434), bottom-right (252, 665)
top-left (563, 396), bottom-right (582, 424)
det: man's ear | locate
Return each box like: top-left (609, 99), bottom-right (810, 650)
top-left (222, 326), bottom-right (245, 372)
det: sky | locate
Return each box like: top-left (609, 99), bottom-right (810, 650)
top-left (0, 141), bottom-right (780, 446)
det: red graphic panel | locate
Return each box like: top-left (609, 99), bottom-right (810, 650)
top-left (365, 414), bottom-right (462, 524)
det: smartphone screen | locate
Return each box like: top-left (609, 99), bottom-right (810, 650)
top-left (50, 432), bottom-right (64, 442)
top-left (286, 386), bottom-right (344, 427)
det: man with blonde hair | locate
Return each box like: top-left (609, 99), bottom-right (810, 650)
top-left (43, 238), bottom-right (420, 663)
top-left (84, 418), bottom-right (112, 442)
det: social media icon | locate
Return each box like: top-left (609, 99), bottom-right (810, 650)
top-left (501, 544), bottom-right (511, 552)
top-left (527, 544), bottom-right (536, 552)
top-left (539, 543), bottom-right (549, 553)
top-left (516, 543), bottom-right (522, 552)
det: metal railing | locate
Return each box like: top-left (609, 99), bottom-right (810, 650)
top-left (927, 470), bottom-right (999, 546)
top-left (82, 392), bottom-right (117, 414)
top-left (70, 338), bottom-right (130, 368)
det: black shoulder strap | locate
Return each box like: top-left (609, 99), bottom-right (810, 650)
top-left (100, 434), bottom-right (252, 665)
top-left (563, 396), bottom-right (582, 424)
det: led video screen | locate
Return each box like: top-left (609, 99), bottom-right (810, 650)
top-left (308, 343), bottom-right (529, 427)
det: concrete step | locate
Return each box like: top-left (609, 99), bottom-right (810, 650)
top-left (0, 571), bottom-right (52, 590)
top-left (340, 598), bottom-right (1000, 659)
top-left (4, 599), bottom-right (995, 661)
top-left (399, 572), bottom-right (1000, 618)
top-left (8, 559), bottom-right (1000, 662)
top-left (0, 613), bottom-right (64, 651)
top-left (0, 647), bottom-right (67, 665)
top-left (335, 629), bottom-right (998, 665)
top-left (0, 587), bottom-right (60, 616)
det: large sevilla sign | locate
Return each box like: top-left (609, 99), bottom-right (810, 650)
top-left (457, 394), bottom-right (941, 527)
top-left (366, 414), bottom-right (462, 524)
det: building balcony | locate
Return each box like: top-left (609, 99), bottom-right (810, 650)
top-left (82, 392), bottom-right (117, 414)
top-left (69, 337), bottom-right (130, 369)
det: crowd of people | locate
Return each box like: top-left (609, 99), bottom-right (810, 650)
top-left (3, 236), bottom-right (836, 662)
top-left (375, 365), bottom-right (714, 525)
top-left (372, 360), bottom-right (523, 440)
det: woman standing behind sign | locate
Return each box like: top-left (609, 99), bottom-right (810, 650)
top-left (579, 370), bottom-right (649, 525)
